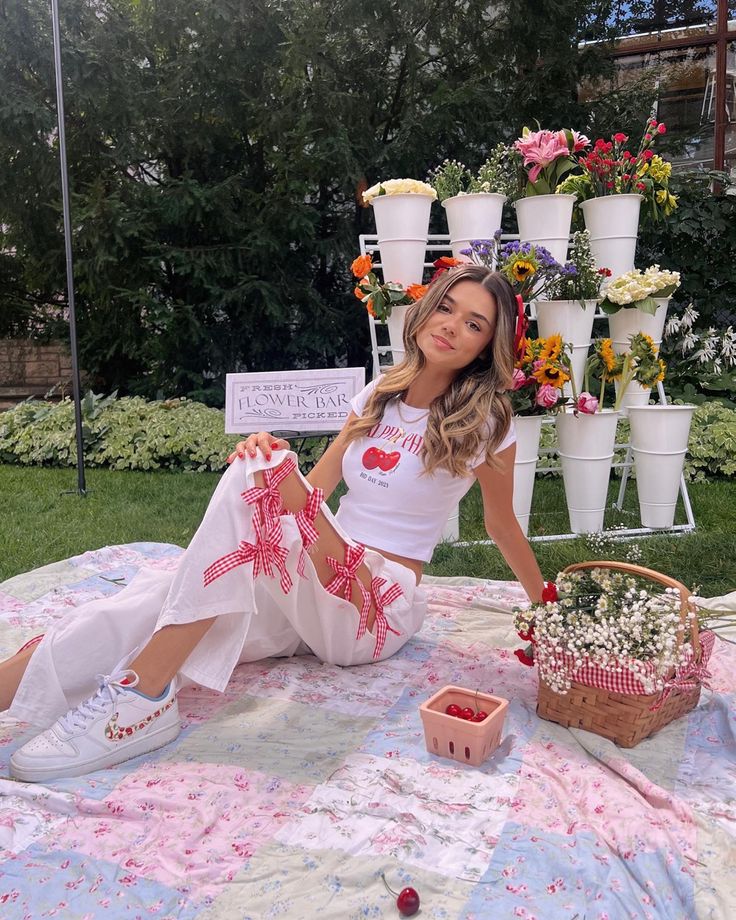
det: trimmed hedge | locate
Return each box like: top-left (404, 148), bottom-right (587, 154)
top-left (1, 393), bottom-right (735, 481)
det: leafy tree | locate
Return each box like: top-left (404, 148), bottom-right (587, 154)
top-left (0, 0), bottom-right (615, 402)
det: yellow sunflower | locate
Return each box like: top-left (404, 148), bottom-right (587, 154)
top-left (540, 334), bottom-right (562, 363)
top-left (656, 359), bottom-right (666, 383)
top-left (532, 362), bottom-right (569, 389)
top-left (511, 259), bottom-right (535, 283)
top-left (600, 338), bottom-right (617, 373)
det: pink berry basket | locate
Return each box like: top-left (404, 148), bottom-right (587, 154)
top-left (419, 685), bottom-right (509, 768)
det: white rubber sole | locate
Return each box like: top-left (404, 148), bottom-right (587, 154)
top-left (9, 720), bottom-right (181, 783)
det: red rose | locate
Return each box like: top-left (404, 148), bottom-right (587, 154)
top-left (541, 582), bottom-right (558, 603)
top-left (514, 647), bottom-right (535, 667)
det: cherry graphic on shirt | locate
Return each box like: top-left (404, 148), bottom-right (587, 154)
top-left (362, 447), bottom-right (400, 472)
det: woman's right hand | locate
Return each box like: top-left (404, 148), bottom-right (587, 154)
top-left (227, 432), bottom-right (290, 464)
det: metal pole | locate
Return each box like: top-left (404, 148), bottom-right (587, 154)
top-left (51, 0), bottom-right (86, 495)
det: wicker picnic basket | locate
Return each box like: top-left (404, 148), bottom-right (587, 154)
top-left (536, 561), bottom-right (707, 748)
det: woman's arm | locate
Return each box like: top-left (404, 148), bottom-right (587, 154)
top-left (304, 412), bottom-right (357, 500)
top-left (227, 413), bottom-right (357, 502)
top-left (473, 442), bottom-right (546, 604)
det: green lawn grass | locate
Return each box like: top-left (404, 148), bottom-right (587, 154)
top-left (2, 464), bottom-right (735, 597)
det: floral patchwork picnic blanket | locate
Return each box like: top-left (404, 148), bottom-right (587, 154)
top-left (1, 543), bottom-right (735, 919)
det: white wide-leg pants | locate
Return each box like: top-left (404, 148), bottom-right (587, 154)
top-left (10, 450), bottom-right (427, 728)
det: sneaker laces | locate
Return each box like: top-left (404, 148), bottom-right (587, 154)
top-left (58, 670), bottom-right (140, 735)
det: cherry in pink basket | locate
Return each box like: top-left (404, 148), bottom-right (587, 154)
top-left (382, 874), bottom-right (420, 917)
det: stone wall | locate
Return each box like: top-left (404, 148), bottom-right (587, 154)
top-left (0, 339), bottom-right (76, 409)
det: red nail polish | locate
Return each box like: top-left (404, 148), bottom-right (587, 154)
top-left (270, 443), bottom-right (279, 449)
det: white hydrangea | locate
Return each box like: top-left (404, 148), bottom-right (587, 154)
top-left (362, 178), bottom-right (438, 203)
top-left (603, 266), bottom-right (681, 306)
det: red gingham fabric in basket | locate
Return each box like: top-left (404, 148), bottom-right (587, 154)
top-left (544, 630), bottom-right (715, 697)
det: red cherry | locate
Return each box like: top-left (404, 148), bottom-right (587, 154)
top-left (377, 450), bottom-right (401, 472)
top-left (472, 710), bottom-right (488, 722)
top-left (459, 707), bottom-right (474, 720)
top-left (382, 874), bottom-right (420, 917)
top-left (362, 447), bottom-right (382, 470)
top-left (397, 887), bottom-right (420, 916)
top-left (445, 704), bottom-right (462, 717)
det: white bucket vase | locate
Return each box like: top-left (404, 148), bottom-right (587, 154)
top-left (628, 405), bottom-right (695, 528)
top-left (535, 299), bottom-right (597, 397)
top-left (580, 194), bottom-right (642, 279)
top-left (610, 298), bottom-right (669, 411)
top-left (377, 238), bottom-right (428, 287)
top-left (443, 193), bottom-right (506, 260)
top-left (512, 415), bottom-right (544, 536)
top-left (371, 194), bottom-right (433, 287)
top-left (556, 409), bottom-right (619, 534)
top-left (385, 303), bottom-right (409, 359)
top-left (515, 194), bottom-right (575, 266)
top-left (371, 193), bottom-right (434, 241)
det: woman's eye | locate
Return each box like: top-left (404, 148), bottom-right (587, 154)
top-left (437, 303), bottom-right (450, 313)
top-left (467, 321), bottom-right (482, 332)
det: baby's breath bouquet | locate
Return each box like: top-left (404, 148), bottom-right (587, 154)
top-left (544, 230), bottom-right (611, 303)
top-left (427, 145), bottom-right (518, 201)
top-left (599, 265), bottom-right (681, 316)
top-left (513, 567), bottom-right (713, 697)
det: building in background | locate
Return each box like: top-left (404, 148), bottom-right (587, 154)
top-left (604, 1), bottom-right (736, 172)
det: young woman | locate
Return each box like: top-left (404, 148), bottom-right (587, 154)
top-left (4, 264), bottom-right (545, 783)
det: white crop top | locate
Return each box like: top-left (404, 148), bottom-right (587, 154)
top-left (334, 380), bottom-right (516, 562)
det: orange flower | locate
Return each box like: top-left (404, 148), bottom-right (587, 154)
top-left (430, 255), bottom-right (463, 283)
top-left (354, 286), bottom-right (365, 301)
top-left (351, 254), bottom-right (373, 278)
top-left (365, 297), bottom-right (377, 318)
top-left (434, 256), bottom-right (462, 271)
top-left (406, 283), bottom-right (427, 302)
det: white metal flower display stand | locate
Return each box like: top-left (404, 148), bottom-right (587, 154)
top-left (358, 233), bottom-right (697, 547)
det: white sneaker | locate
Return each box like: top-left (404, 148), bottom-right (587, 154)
top-left (10, 670), bottom-right (180, 783)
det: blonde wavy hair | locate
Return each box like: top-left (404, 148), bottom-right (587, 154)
top-left (345, 265), bottom-right (517, 477)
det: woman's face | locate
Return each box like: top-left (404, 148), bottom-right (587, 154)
top-left (416, 279), bottom-right (497, 373)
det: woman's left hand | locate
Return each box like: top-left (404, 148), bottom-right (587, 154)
top-left (227, 433), bottom-right (290, 464)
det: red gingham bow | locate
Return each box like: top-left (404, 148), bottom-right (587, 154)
top-left (241, 455), bottom-right (297, 523)
top-left (292, 487), bottom-right (325, 579)
top-left (292, 487), bottom-right (324, 549)
top-left (324, 543), bottom-right (371, 631)
top-left (653, 631), bottom-right (714, 710)
top-left (203, 510), bottom-right (293, 594)
top-left (369, 576), bottom-right (403, 659)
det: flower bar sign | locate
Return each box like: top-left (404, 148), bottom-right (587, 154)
top-left (225, 368), bottom-right (365, 434)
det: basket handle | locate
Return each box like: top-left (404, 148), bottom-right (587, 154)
top-left (562, 561), bottom-right (700, 656)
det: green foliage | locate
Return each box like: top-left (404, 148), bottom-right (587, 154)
top-left (0, 392), bottom-right (330, 471)
top-left (0, 0), bottom-right (614, 401)
top-left (686, 402), bottom-right (736, 482)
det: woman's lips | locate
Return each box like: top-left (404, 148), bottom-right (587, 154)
top-left (431, 334), bottom-right (453, 350)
